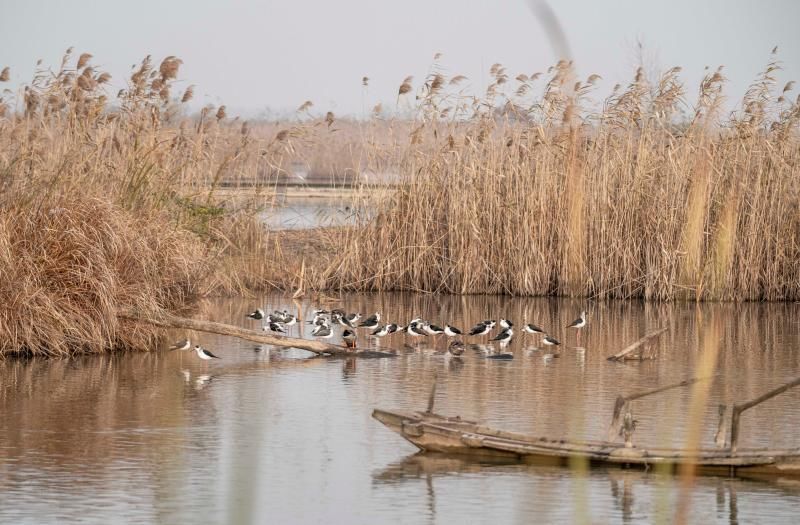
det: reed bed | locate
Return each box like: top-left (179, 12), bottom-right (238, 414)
top-left (332, 56), bottom-right (800, 301)
top-left (1, 49), bottom-right (798, 356)
top-left (0, 50), bottom-right (288, 355)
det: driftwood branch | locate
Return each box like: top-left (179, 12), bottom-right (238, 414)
top-left (606, 327), bottom-right (667, 361)
top-left (606, 376), bottom-right (712, 441)
top-left (730, 376), bottom-right (800, 452)
top-left (119, 311), bottom-right (395, 358)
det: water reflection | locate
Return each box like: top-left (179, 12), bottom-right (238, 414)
top-left (374, 453), bottom-right (800, 525)
top-left (0, 294), bottom-right (799, 523)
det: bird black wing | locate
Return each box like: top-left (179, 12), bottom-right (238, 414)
top-left (468, 323), bottom-right (486, 335)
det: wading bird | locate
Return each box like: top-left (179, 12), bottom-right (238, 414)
top-left (444, 324), bottom-right (462, 337)
top-left (423, 323), bottom-right (445, 335)
top-left (371, 324), bottom-right (390, 337)
top-left (542, 335), bottom-right (561, 347)
top-left (342, 329), bottom-right (357, 348)
top-left (491, 327), bottom-right (514, 344)
top-left (523, 323), bottom-right (544, 335)
top-left (193, 345), bottom-right (220, 360)
top-left (169, 338), bottom-right (191, 351)
top-left (344, 312), bottom-right (361, 326)
top-left (468, 321), bottom-right (493, 336)
top-left (265, 322), bottom-right (287, 334)
top-left (246, 308), bottom-right (265, 320)
top-left (360, 312), bottom-right (381, 326)
top-left (567, 310), bottom-right (587, 344)
top-left (311, 324), bottom-right (333, 338)
top-left (359, 315), bottom-right (380, 330)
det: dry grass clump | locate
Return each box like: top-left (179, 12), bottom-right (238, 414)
top-left (331, 55), bottom-right (800, 301)
top-left (0, 197), bottom-right (208, 356)
top-left (0, 50), bottom-right (286, 355)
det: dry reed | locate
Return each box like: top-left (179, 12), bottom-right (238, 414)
top-left (1, 49), bottom-right (798, 357)
top-left (331, 56), bottom-right (800, 301)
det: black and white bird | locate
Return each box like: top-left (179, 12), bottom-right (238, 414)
top-left (542, 335), bottom-right (561, 346)
top-left (311, 324), bottom-right (333, 338)
top-left (359, 315), bottom-right (380, 330)
top-left (491, 327), bottom-right (514, 344)
top-left (567, 310), bottom-right (587, 343)
top-left (337, 314), bottom-right (357, 328)
top-left (264, 322), bottom-right (287, 334)
top-left (524, 323), bottom-right (545, 335)
top-left (282, 313), bottom-right (297, 327)
top-left (499, 319), bottom-right (514, 330)
top-left (344, 312), bottom-right (362, 326)
top-left (360, 312), bottom-right (380, 325)
top-left (342, 329), bottom-right (358, 348)
top-left (169, 338), bottom-right (191, 351)
top-left (407, 322), bottom-right (428, 337)
top-left (246, 308), bottom-right (265, 320)
top-left (371, 324), bottom-right (390, 337)
top-left (423, 323), bottom-right (445, 335)
top-left (468, 322), bottom-right (493, 336)
top-left (386, 323), bottom-right (399, 334)
top-left (309, 314), bottom-right (328, 326)
top-left (444, 324), bottom-right (462, 337)
top-left (193, 345), bottom-right (220, 360)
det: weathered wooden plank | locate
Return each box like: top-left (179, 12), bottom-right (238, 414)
top-left (372, 408), bottom-right (800, 474)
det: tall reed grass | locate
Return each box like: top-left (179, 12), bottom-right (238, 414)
top-left (332, 55), bottom-right (800, 301)
top-left (0, 50), bottom-right (287, 355)
top-left (1, 49), bottom-right (798, 356)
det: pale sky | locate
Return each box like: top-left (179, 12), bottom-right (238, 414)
top-left (2, 0), bottom-right (798, 119)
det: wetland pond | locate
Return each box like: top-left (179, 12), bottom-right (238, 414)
top-left (1, 294), bottom-right (800, 524)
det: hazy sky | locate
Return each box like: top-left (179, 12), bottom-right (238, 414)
top-left (2, 0), bottom-right (798, 118)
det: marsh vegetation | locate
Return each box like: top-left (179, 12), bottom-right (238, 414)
top-left (0, 49), bottom-right (798, 355)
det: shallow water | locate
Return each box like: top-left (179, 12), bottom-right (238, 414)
top-left (260, 198), bottom-right (358, 229)
top-left (2, 294), bottom-right (799, 524)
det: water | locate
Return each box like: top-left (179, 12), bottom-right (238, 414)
top-left (260, 197), bottom-right (363, 230)
top-left (1, 294), bottom-right (799, 524)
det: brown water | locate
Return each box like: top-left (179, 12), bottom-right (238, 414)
top-left (2, 294), bottom-right (799, 524)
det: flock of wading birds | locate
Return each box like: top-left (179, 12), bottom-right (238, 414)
top-left (169, 308), bottom-right (589, 361)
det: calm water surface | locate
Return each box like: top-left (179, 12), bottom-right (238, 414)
top-left (2, 294), bottom-right (799, 524)
top-left (260, 198), bottom-right (359, 230)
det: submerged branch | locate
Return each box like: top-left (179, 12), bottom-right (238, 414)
top-left (606, 327), bottom-right (668, 361)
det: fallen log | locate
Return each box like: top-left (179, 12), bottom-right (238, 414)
top-left (606, 327), bottom-right (667, 361)
top-left (119, 311), bottom-right (395, 358)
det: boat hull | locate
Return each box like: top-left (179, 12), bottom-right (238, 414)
top-left (372, 408), bottom-right (800, 478)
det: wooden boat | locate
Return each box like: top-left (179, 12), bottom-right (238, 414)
top-left (373, 374), bottom-right (800, 478)
top-left (372, 408), bottom-right (800, 477)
